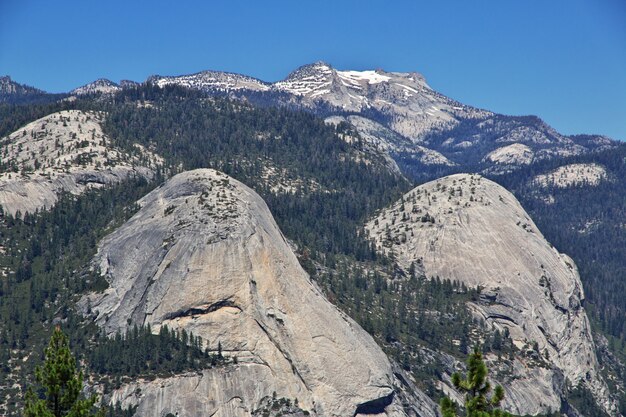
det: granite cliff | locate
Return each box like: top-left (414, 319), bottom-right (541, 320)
top-left (365, 173), bottom-right (616, 416)
top-left (81, 169), bottom-right (437, 417)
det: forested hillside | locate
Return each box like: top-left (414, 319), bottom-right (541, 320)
top-left (0, 84), bottom-right (623, 416)
top-left (0, 86), bottom-right (414, 414)
top-left (95, 85), bottom-right (409, 258)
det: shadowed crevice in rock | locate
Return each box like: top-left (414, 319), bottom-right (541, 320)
top-left (253, 318), bottom-right (311, 391)
top-left (354, 391), bottom-right (394, 415)
top-left (163, 299), bottom-right (242, 321)
top-left (485, 313), bottom-right (516, 324)
top-left (75, 172), bottom-right (109, 185)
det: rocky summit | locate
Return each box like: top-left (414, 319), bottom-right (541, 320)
top-left (80, 169), bottom-right (437, 417)
top-left (365, 173), bottom-right (615, 416)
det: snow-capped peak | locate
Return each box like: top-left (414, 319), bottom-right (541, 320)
top-left (272, 61), bottom-right (342, 97)
top-left (273, 63), bottom-right (431, 99)
top-left (282, 61), bottom-right (333, 81)
top-left (136, 62), bottom-right (489, 140)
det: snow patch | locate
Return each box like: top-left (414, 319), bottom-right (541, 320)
top-left (337, 70), bottom-right (391, 85)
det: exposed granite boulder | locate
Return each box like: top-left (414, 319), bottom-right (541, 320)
top-left (82, 169), bottom-right (437, 417)
top-left (365, 173), bottom-right (615, 415)
top-left (483, 143), bottom-right (534, 165)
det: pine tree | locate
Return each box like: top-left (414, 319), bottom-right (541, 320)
top-left (24, 326), bottom-right (103, 417)
top-left (440, 346), bottom-right (511, 417)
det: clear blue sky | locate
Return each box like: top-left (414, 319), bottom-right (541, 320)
top-left (1, 0), bottom-right (625, 140)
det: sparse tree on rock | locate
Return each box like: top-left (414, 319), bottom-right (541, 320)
top-left (440, 346), bottom-right (511, 417)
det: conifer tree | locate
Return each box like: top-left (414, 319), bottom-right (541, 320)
top-left (440, 346), bottom-right (511, 417)
top-left (24, 327), bottom-right (103, 417)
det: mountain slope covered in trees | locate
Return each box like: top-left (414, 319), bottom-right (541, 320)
top-left (0, 81), bottom-right (623, 416)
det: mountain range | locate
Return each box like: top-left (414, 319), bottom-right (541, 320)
top-left (1, 62), bottom-right (616, 178)
top-left (0, 63), bottom-right (624, 417)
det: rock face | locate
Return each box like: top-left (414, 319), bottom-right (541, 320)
top-left (0, 75), bottom-right (45, 97)
top-left (0, 110), bottom-right (160, 215)
top-left (273, 62), bottom-right (488, 140)
top-left (325, 115), bottom-right (455, 174)
top-left (484, 143), bottom-right (534, 165)
top-left (150, 61), bottom-right (487, 142)
top-left (82, 169), bottom-right (437, 417)
top-left (365, 174), bottom-right (614, 415)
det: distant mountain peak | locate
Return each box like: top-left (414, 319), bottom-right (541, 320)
top-left (147, 69), bottom-right (270, 92)
top-left (119, 79), bottom-right (139, 88)
top-left (71, 78), bottom-right (121, 95)
top-left (285, 61), bottom-right (333, 77)
top-left (0, 75), bottom-right (45, 97)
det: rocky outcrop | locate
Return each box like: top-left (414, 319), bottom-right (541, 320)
top-left (70, 79), bottom-right (122, 96)
top-left (0, 75), bottom-right (43, 96)
top-left (273, 62), bottom-right (488, 140)
top-left (365, 173), bottom-right (615, 415)
top-left (534, 163), bottom-right (607, 188)
top-left (81, 169), bottom-right (437, 417)
top-left (144, 62), bottom-right (616, 167)
top-left (484, 143), bottom-right (534, 165)
top-left (149, 70), bottom-right (270, 92)
top-left (142, 62), bottom-right (617, 175)
top-left (325, 115), bottom-right (455, 175)
top-left (0, 110), bottom-right (161, 215)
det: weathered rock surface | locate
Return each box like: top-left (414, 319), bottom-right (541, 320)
top-left (82, 169), bottom-right (437, 417)
top-left (534, 163), bottom-right (607, 188)
top-left (0, 110), bottom-right (160, 215)
top-left (273, 62), bottom-right (489, 141)
top-left (0, 75), bottom-right (47, 102)
top-left (149, 70), bottom-right (270, 92)
top-left (326, 115), bottom-right (455, 175)
top-left (484, 143), bottom-right (534, 165)
top-left (365, 173), bottom-right (615, 415)
top-left (70, 79), bottom-right (122, 96)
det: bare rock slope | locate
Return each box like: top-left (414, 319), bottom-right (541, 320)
top-left (70, 79), bottom-right (122, 96)
top-left (82, 169), bottom-right (437, 417)
top-left (534, 163), bottom-right (607, 188)
top-left (365, 174), bottom-right (615, 416)
top-left (0, 110), bottom-right (160, 215)
top-left (325, 115), bottom-right (455, 172)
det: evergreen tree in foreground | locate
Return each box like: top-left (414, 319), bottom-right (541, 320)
top-left (440, 346), bottom-right (511, 417)
top-left (24, 327), bottom-right (103, 417)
